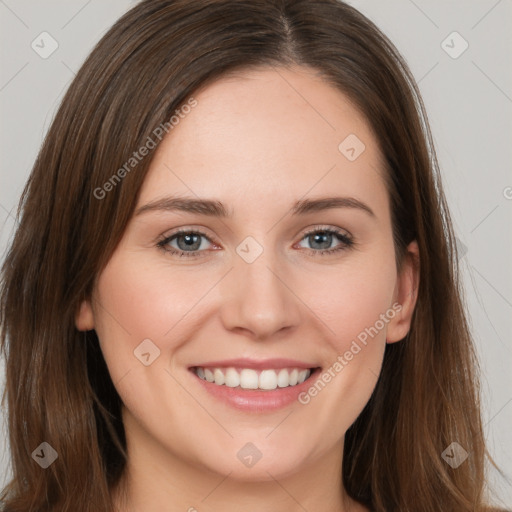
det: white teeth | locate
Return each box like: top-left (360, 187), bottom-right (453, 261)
top-left (297, 369), bottom-right (309, 384)
top-left (224, 368), bottom-right (240, 387)
top-left (194, 366), bottom-right (313, 390)
top-left (240, 369), bottom-right (259, 389)
top-left (259, 370), bottom-right (278, 390)
top-left (213, 368), bottom-right (225, 386)
top-left (277, 368), bottom-right (289, 388)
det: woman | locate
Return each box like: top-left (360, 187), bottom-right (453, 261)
top-left (0, 0), bottom-right (505, 510)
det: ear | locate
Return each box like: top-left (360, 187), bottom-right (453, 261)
top-left (386, 240), bottom-right (420, 344)
top-left (75, 299), bottom-right (95, 331)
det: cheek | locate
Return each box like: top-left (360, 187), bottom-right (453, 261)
top-left (92, 253), bottom-right (213, 379)
top-left (303, 244), bottom-right (397, 404)
top-left (296, 259), bottom-right (397, 438)
top-left (310, 249), bottom-right (398, 353)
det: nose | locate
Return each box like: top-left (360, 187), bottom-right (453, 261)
top-left (219, 249), bottom-right (302, 340)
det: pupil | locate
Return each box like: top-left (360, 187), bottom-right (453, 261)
top-left (178, 234), bottom-right (200, 251)
top-left (311, 232), bottom-right (332, 250)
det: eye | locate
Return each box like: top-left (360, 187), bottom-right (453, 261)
top-left (296, 227), bottom-right (354, 256)
top-left (157, 226), bottom-right (354, 259)
top-left (157, 229), bottom-right (215, 258)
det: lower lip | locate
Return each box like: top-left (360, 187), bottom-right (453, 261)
top-left (190, 368), bottom-right (322, 412)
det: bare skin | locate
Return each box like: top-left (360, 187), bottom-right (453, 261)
top-left (77, 65), bottom-right (419, 512)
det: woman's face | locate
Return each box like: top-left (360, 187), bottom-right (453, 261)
top-left (77, 66), bottom-right (418, 483)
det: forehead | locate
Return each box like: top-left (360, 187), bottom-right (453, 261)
top-left (138, 66), bottom-right (387, 214)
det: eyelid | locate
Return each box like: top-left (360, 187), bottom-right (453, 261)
top-left (158, 226), bottom-right (219, 245)
top-left (157, 227), bottom-right (219, 253)
top-left (298, 224), bottom-right (352, 240)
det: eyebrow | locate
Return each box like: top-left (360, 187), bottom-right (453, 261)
top-left (135, 195), bottom-right (375, 218)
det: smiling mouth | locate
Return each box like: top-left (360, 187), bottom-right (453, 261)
top-left (192, 366), bottom-right (319, 391)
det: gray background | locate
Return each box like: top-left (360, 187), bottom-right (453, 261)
top-left (0, 0), bottom-right (511, 507)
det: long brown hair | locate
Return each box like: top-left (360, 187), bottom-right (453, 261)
top-left (0, 1), bottom-right (500, 510)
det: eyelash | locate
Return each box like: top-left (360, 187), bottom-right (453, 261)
top-left (157, 227), bottom-right (354, 259)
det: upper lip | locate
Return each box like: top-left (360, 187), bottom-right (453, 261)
top-left (190, 358), bottom-right (319, 370)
